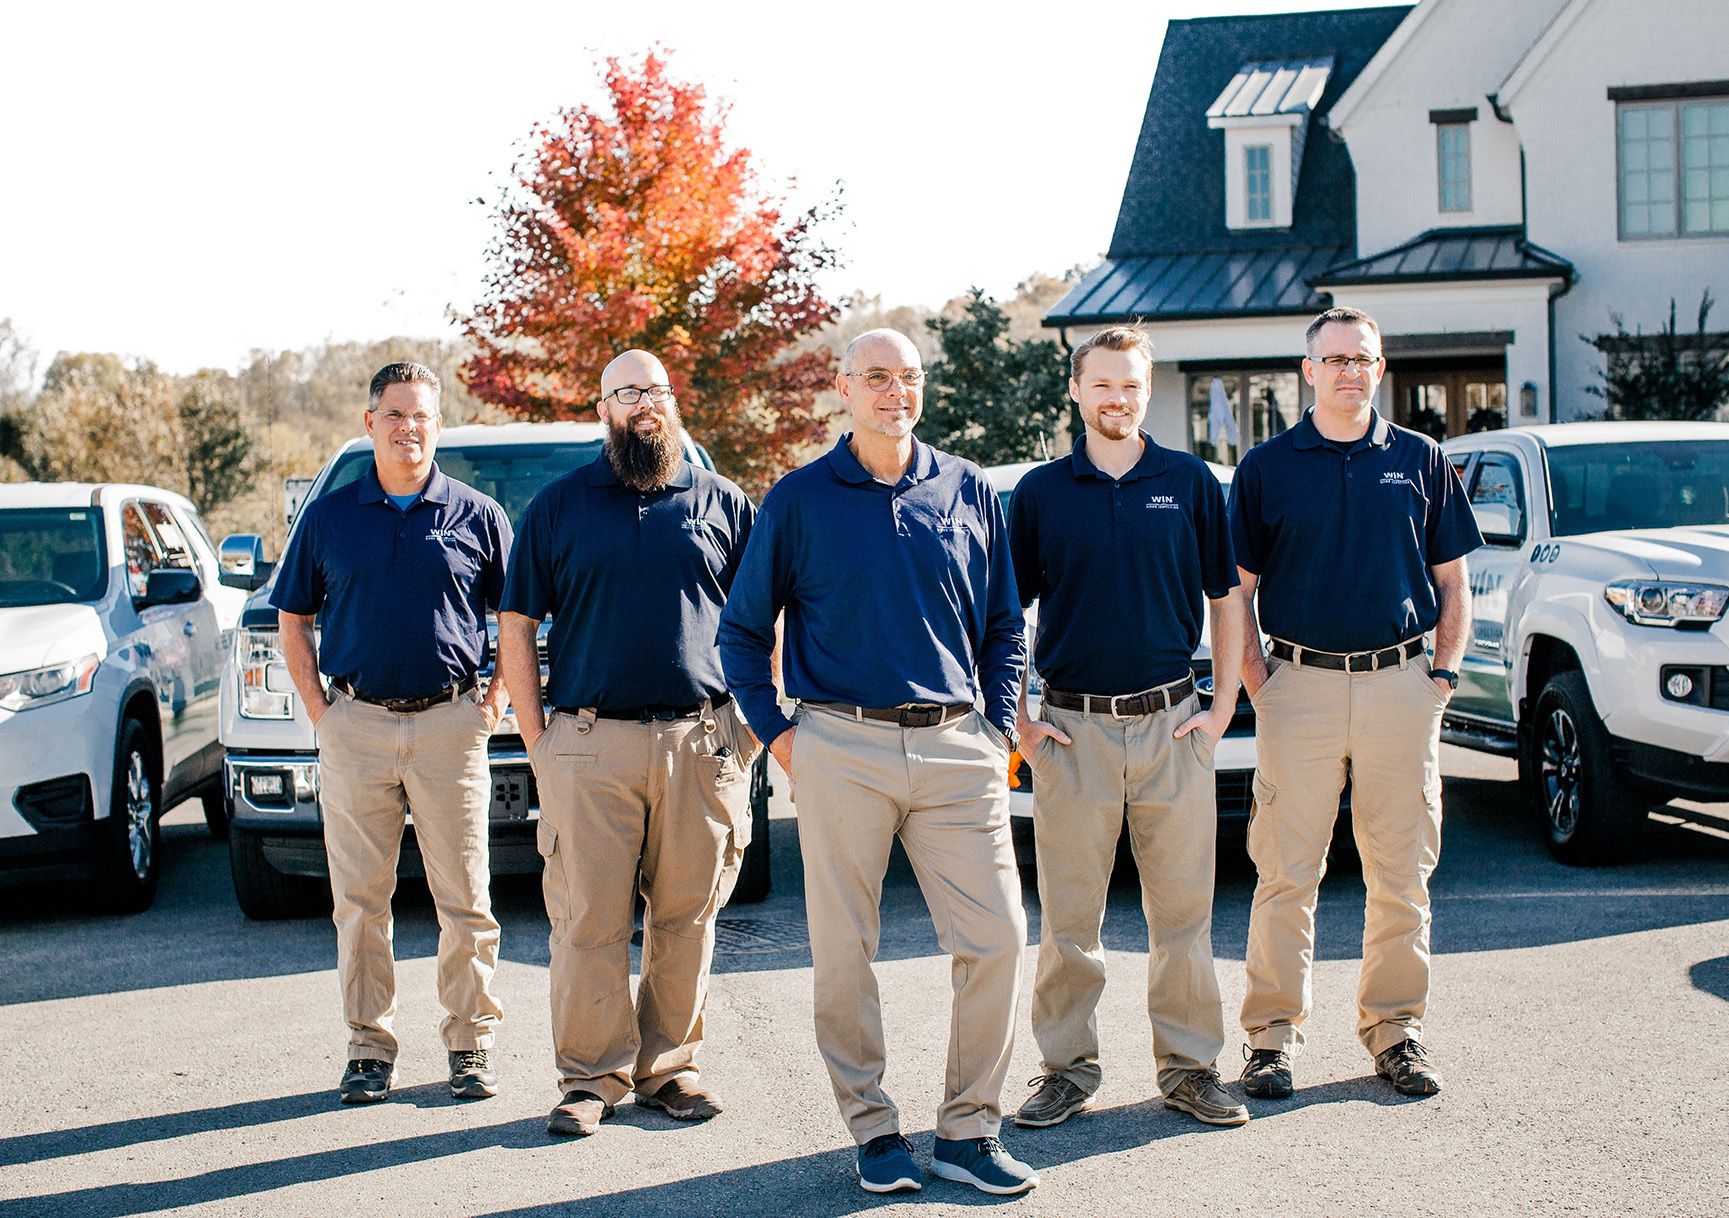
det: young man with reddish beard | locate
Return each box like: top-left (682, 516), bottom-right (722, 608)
top-left (498, 349), bottom-right (758, 1138)
top-left (1007, 326), bottom-right (1247, 1131)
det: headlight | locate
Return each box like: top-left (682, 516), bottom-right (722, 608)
top-left (1604, 580), bottom-right (1729, 628)
top-left (0, 654), bottom-right (100, 712)
top-left (236, 628), bottom-right (296, 719)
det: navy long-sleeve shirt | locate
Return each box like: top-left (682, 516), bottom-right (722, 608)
top-left (717, 433), bottom-right (1026, 745)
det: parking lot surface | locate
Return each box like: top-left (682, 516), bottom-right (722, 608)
top-left (2, 747), bottom-right (1726, 1217)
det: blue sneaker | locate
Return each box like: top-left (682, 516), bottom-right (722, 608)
top-left (931, 1136), bottom-right (1040, 1195)
top-left (856, 1132), bottom-right (921, 1194)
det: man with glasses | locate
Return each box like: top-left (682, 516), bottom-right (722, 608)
top-left (1227, 307), bottom-right (1480, 1101)
top-left (273, 361), bottom-right (514, 1104)
top-left (1007, 326), bottom-right (1247, 1131)
top-left (498, 348), bottom-right (757, 1138)
top-left (718, 329), bottom-right (1037, 1196)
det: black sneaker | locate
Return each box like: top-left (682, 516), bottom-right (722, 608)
top-left (448, 1049), bottom-right (497, 1099)
top-left (338, 1058), bottom-right (396, 1104)
top-left (1375, 1039), bottom-right (1443, 1096)
top-left (1240, 1046), bottom-right (1293, 1099)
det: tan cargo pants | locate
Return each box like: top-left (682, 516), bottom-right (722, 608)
top-left (1241, 653), bottom-right (1447, 1057)
top-left (316, 685), bottom-right (503, 1061)
top-left (1026, 692), bottom-right (1225, 1095)
top-left (790, 704), bottom-right (1027, 1144)
top-left (530, 699), bottom-right (755, 1106)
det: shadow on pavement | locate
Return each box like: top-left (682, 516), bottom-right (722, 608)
top-left (1689, 955), bottom-right (1729, 1002)
top-left (5, 769), bottom-right (1727, 1007)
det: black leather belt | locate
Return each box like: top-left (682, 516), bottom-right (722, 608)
top-left (332, 674), bottom-right (477, 714)
top-left (809, 702), bottom-right (972, 728)
top-left (1268, 637), bottom-right (1424, 673)
top-left (561, 692), bottom-right (731, 723)
top-left (1044, 675), bottom-right (1196, 717)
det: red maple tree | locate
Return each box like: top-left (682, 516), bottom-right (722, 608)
top-left (460, 52), bottom-right (841, 494)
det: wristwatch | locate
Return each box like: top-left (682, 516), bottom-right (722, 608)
top-left (1429, 668), bottom-right (1460, 689)
top-left (1002, 724), bottom-right (1022, 754)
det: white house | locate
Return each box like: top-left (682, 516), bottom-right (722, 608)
top-left (1045, 0), bottom-right (1729, 459)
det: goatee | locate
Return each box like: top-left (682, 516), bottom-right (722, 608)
top-left (605, 410), bottom-right (684, 491)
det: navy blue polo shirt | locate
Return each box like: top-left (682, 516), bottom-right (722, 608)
top-left (271, 463), bottom-right (512, 699)
top-left (717, 433), bottom-right (1026, 745)
top-left (1228, 409), bottom-right (1481, 653)
top-left (1010, 432), bottom-right (1237, 694)
top-left (501, 456), bottom-right (754, 712)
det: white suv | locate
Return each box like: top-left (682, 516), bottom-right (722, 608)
top-left (0, 482), bottom-right (245, 910)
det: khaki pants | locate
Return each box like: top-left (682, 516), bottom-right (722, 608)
top-left (531, 700), bottom-right (754, 1106)
top-left (790, 704), bottom-right (1026, 1144)
top-left (317, 686), bottom-right (502, 1061)
top-left (1241, 655), bottom-right (1446, 1057)
top-left (1026, 693), bottom-right (1224, 1095)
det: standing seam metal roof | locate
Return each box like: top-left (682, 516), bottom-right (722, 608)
top-left (1309, 226), bottom-right (1576, 285)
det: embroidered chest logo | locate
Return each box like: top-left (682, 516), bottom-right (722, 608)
top-left (1379, 472), bottom-right (1411, 487)
top-left (1145, 495), bottom-right (1180, 511)
top-left (425, 527), bottom-right (459, 542)
top-left (681, 518), bottom-right (712, 535)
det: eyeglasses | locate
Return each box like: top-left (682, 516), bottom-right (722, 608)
top-left (606, 385), bottom-right (675, 405)
top-left (1313, 354), bottom-right (1382, 370)
top-left (373, 409), bottom-right (440, 426)
top-left (845, 369), bottom-right (926, 392)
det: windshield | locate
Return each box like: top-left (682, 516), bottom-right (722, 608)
top-left (0, 508), bottom-right (108, 607)
top-left (316, 442), bottom-right (606, 526)
top-left (1547, 441), bottom-right (1729, 536)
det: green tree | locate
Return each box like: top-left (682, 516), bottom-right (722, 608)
top-left (920, 288), bottom-right (1070, 466)
top-left (177, 371), bottom-right (252, 512)
top-left (1584, 290), bottom-right (1729, 421)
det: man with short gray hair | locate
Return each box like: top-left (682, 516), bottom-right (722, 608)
top-left (273, 360), bottom-right (514, 1104)
top-left (718, 328), bottom-right (1038, 1196)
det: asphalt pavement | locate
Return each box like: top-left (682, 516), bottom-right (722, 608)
top-left (1, 746), bottom-right (1726, 1217)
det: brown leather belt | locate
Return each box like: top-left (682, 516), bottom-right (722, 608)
top-left (1268, 637), bottom-right (1424, 673)
top-left (563, 692), bottom-right (732, 722)
top-left (809, 702), bottom-right (972, 728)
top-left (332, 673), bottom-right (478, 714)
top-left (1043, 675), bottom-right (1196, 718)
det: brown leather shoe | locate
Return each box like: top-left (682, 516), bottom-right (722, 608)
top-left (547, 1090), bottom-right (613, 1136)
top-left (636, 1076), bottom-right (723, 1121)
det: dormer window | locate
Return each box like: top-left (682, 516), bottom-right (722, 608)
top-left (1207, 56), bottom-right (1333, 230)
top-left (1430, 107), bottom-right (1477, 214)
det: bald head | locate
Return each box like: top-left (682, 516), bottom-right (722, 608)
top-left (600, 349), bottom-right (671, 400)
top-left (844, 329), bottom-right (921, 374)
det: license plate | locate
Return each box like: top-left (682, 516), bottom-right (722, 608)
top-left (490, 768), bottom-right (534, 821)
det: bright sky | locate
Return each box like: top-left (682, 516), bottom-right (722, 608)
top-left (1, 0), bottom-right (1370, 375)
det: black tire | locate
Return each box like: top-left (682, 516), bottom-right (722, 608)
top-left (729, 754), bottom-right (773, 904)
top-left (1527, 671), bottom-right (1648, 865)
top-left (200, 781), bottom-right (231, 840)
top-left (230, 826), bottom-right (331, 920)
top-left (100, 718), bottom-right (162, 913)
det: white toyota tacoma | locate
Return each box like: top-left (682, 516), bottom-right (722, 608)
top-left (1440, 422), bottom-right (1729, 864)
top-left (216, 422), bottom-right (773, 918)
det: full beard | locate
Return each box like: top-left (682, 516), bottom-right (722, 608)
top-left (605, 411), bottom-right (683, 491)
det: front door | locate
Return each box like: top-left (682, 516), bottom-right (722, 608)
top-left (1390, 360), bottom-right (1507, 441)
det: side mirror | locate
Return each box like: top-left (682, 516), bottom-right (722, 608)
top-left (141, 567), bottom-right (202, 608)
top-left (219, 534), bottom-right (274, 591)
top-left (1472, 501), bottom-right (1524, 546)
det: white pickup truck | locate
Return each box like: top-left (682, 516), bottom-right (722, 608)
top-left (215, 422), bottom-right (773, 918)
top-left (1439, 422), bottom-right (1729, 864)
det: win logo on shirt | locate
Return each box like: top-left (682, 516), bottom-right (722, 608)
top-left (1145, 495), bottom-right (1180, 511)
top-left (425, 527), bottom-right (460, 542)
top-left (1379, 472), bottom-right (1411, 487)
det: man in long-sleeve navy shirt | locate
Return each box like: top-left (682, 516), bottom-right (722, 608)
top-left (717, 329), bottom-right (1037, 1197)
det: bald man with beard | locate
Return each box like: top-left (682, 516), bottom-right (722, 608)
top-left (498, 349), bottom-right (758, 1138)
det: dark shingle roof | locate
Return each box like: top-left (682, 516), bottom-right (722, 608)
top-left (1310, 225), bottom-right (1576, 285)
top-left (1047, 5), bottom-right (1412, 327)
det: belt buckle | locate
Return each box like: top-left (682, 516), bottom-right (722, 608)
top-left (1346, 651), bottom-right (1374, 674)
top-left (1108, 692), bottom-right (1134, 721)
top-left (901, 705), bottom-right (940, 728)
